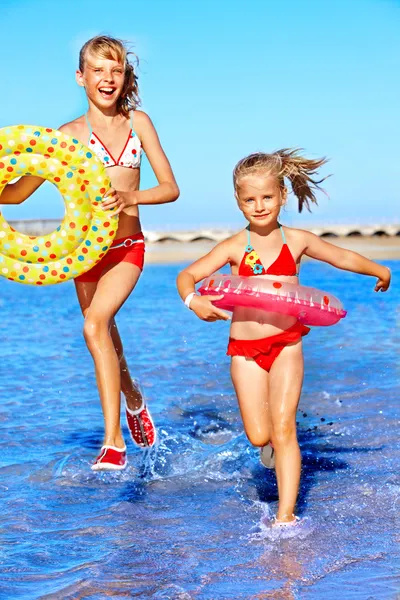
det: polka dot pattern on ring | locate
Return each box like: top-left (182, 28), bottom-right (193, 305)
top-left (0, 125), bottom-right (118, 285)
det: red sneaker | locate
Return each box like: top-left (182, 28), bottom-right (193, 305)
top-left (91, 445), bottom-right (127, 471)
top-left (125, 403), bottom-right (156, 448)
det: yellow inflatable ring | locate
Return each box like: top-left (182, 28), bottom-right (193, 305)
top-left (0, 124), bottom-right (118, 285)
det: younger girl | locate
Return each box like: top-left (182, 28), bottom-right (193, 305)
top-left (1, 36), bottom-right (179, 470)
top-left (177, 150), bottom-right (390, 526)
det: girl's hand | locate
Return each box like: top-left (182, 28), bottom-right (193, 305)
top-left (101, 188), bottom-right (127, 215)
top-left (190, 295), bottom-right (231, 322)
top-left (375, 267), bottom-right (391, 292)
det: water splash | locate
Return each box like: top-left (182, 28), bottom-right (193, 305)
top-left (0, 261), bottom-right (399, 599)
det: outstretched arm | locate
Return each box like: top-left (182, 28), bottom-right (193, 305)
top-left (303, 231), bottom-right (391, 291)
top-left (177, 240), bottom-right (234, 321)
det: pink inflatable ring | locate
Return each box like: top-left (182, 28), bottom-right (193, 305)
top-left (198, 274), bottom-right (347, 327)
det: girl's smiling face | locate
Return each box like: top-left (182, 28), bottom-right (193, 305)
top-left (76, 53), bottom-right (125, 109)
top-left (236, 173), bottom-right (287, 227)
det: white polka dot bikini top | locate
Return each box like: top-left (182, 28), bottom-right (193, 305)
top-left (85, 112), bottom-right (142, 169)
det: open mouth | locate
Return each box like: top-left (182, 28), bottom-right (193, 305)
top-left (98, 87), bottom-right (116, 98)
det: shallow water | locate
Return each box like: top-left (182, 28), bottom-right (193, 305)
top-left (0, 260), bottom-right (399, 599)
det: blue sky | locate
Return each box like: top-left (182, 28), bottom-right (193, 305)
top-left (1, 0), bottom-right (399, 229)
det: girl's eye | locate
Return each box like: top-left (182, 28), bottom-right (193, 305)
top-left (245, 198), bottom-right (254, 203)
top-left (264, 196), bottom-right (272, 200)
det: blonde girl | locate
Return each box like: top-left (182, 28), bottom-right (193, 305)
top-left (177, 150), bottom-right (390, 526)
top-left (1, 36), bottom-right (179, 470)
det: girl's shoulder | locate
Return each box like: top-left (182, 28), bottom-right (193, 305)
top-left (225, 228), bottom-right (247, 247)
top-left (130, 110), bottom-right (153, 133)
top-left (198, 230), bottom-right (245, 269)
top-left (281, 225), bottom-right (315, 252)
top-left (207, 229), bottom-right (245, 255)
top-left (58, 115), bottom-right (86, 139)
top-left (221, 229), bottom-right (248, 258)
top-left (281, 224), bottom-right (310, 241)
top-left (131, 109), bottom-right (149, 121)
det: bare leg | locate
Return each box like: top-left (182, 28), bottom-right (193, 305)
top-left (110, 320), bottom-right (143, 411)
top-left (231, 344), bottom-right (304, 523)
top-left (75, 286), bottom-right (142, 412)
top-left (75, 262), bottom-right (142, 448)
top-left (230, 356), bottom-right (271, 446)
top-left (268, 341), bottom-right (304, 521)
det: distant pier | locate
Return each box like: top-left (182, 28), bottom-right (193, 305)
top-left (7, 218), bottom-right (400, 240)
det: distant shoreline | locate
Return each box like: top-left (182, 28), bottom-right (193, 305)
top-left (5, 219), bottom-right (400, 263)
top-left (145, 236), bottom-right (400, 264)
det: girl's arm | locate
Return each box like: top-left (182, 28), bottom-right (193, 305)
top-left (0, 175), bottom-right (44, 205)
top-left (303, 231), bottom-right (391, 291)
top-left (104, 112), bottom-right (179, 211)
top-left (177, 240), bottom-right (234, 321)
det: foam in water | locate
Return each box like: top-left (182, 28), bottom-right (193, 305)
top-left (0, 261), bottom-right (399, 598)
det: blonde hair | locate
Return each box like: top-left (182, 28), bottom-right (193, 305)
top-left (79, 35), bottom-right (140, 117)
top-left (233, 149), bottom-right (329, 212)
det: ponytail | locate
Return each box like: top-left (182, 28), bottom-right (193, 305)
top-left (233, 149), bottom-right (329, 212)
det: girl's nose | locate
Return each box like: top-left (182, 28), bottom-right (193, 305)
top-left (255, 200), bottom-right (264, 212)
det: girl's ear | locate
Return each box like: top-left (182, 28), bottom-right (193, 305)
top-left (281, 186), bottom-right (288, 205)
top-left (76, 70), bottom-right (85, 88)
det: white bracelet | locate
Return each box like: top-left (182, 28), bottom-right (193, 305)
top-left (184, 292), bottom-right (196, 309)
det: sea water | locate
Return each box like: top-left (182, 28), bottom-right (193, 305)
top-left (0, 260), bottom-right (399, 599)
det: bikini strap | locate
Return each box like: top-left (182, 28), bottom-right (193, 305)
top-left (85, 113), bottom-right (92, 142)
top-left (278, 223), bottom-right (287, 244)
top-left (247, 224), bottom-right (286, 248)
top-left (129, 110), bottom-right (134, 131)
top-left (246, 225), bottom-right (251, 248)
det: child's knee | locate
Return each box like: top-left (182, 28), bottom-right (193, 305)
top-left (83, 315), bottom-right (106, 344)
top-left (271, 420), bottom-right (297, 447)
top-left (246, 429), bottom-right (270, 447)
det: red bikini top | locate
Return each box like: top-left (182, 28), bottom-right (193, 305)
top-left (238, 224), bottom-right (297, 276)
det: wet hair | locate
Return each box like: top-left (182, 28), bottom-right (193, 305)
top-left (79, 35), bottom-right (140, 117)
top-left (233, 149), bottom-right (329, 212)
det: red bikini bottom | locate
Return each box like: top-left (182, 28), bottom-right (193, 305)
top-left (75, 233), bottom-right (145, 283)
top-left (227, 322), bottom-right (310, 372)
